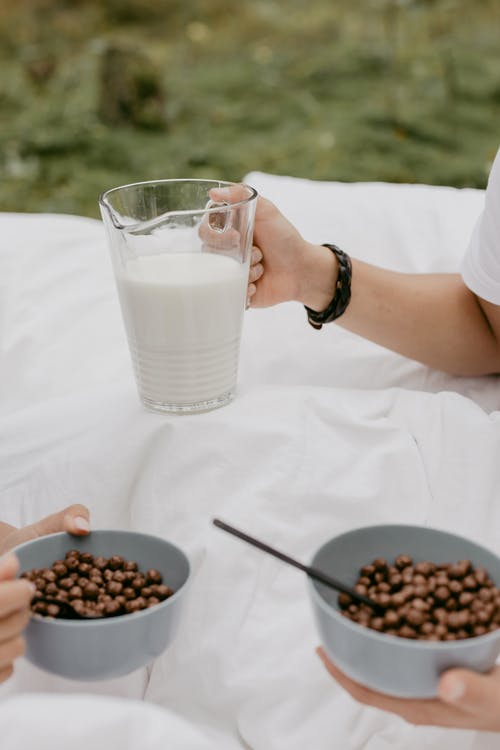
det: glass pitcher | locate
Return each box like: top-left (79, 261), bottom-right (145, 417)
top-left (99, 179), bottom-right (257, 414)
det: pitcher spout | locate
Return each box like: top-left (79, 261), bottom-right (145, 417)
top-left (99, 188), bottom-right (184, 236)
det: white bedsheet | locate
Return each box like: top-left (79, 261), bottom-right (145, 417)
top-left (1, 173), bottom-right (500, 749)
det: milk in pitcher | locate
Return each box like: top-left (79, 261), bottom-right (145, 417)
top-left (117, 251), bottom-right (248, 408)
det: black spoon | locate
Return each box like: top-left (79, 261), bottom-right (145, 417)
top-left (212, 518), bottom-right (383, 613)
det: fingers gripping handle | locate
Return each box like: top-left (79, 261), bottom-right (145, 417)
top-left (205, 199), bottom-right (231, 233)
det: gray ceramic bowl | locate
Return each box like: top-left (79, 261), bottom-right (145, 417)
top-left (308, 525), bottom-right (500, 698)
top-left (14, 530), bottom-right (190, 681)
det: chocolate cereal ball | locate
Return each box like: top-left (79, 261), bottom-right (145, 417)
top-left (27, 553), bottom-right (174, 620)
top-left (339, 555), bottom-right (500, 641)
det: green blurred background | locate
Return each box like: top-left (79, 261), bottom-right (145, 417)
top-left (1, 0), bottom-right (499, 218)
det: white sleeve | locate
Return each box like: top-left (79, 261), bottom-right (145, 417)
top-left (461, 147), bottom-right (500, 304)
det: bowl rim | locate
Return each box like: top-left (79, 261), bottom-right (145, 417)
top-left (308, 523), bottom-right (500, 650)
top-left (14, 529), bottom-right (191, 628)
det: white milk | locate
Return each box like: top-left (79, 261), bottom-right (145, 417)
top-left (117, 252), bottom-right (248, 407)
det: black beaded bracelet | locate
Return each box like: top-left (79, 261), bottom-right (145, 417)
top-left (304, 243), bottom-right (352, 330)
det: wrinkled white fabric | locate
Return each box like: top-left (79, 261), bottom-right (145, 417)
top-left (0, 693), bottom-right (227, 750)
top-left (1, 174), bottom-right (500, 749)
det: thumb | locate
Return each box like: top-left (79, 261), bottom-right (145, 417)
top-left (438, 667), bottom-right (500, 717)
top-left (209, 185), bottom-right (251, 205)
top-left (14, 504), bottom-right (91, 546)
top-left (0, 553), bottom-right (19, 582)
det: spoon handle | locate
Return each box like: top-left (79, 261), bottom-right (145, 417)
top-left (212, 519), bottom-right (380, 612)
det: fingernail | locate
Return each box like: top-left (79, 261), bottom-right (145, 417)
top-left (28, 582), bottom-right (36, 594)
top-left (440, 677), bottom-right (465, 703)
top-left (216, 187), bottom-right (231, 197)
top-left (73, 516), bottom-right (90, 533)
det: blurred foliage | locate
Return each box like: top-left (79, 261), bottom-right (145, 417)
top-left (0, 0), bottom-right (499, 217)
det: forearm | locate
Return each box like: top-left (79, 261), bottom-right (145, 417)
top-left (298, 245), bottom-right (500, 376)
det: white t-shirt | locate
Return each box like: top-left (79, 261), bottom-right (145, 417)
top-left (461, 147), bottom-right (500, 304)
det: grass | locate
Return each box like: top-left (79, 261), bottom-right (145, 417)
top-left (1, 0), bottom-right (499, 217)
